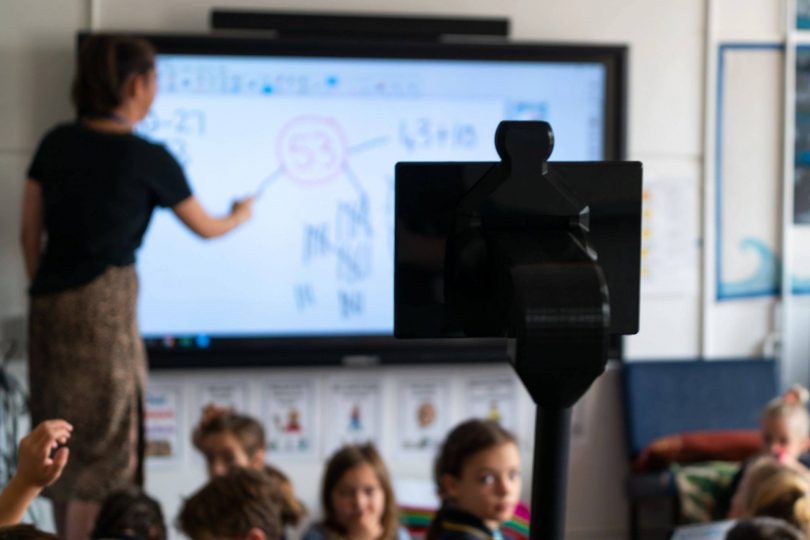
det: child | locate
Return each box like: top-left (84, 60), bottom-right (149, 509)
top-left (192, 405), bottom-right (305, 530)
top-left (725, 517), bottom-right (805, 540)
top-left (302, 443), bottom-right (409, 540)
top-left (729, 385), bottom-right (810, 518)
top-left (91, 487), bottom-right (166, 540)
top-left (177, 467), bottom-right (284, 540)
top-left (733, 458), bottom-right (810, 536)
top-left (426, 419), bottom-right (521, 540)
top-left (0, 419), bottom-right (72, 526)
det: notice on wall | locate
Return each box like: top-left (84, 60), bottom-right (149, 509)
top-left (395, 378), bottom-right (452, 457)
top-left (640, 177), bottom-right (699, 296)
top-left (463, 375), bottom-right (519, 434)
top-left (195, 379), bottom-right (250, 416)
top-left (145, 383), bottom-right (183, 463)
top-left (261, 378), bottom-right (319, 460)
top-left (323, 376), bottom-right (383, 457)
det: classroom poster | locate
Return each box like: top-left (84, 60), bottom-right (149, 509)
top-left (323, 376), bottom-right (383, 457)
top-left (640, 177), bottom-right (699, 296)
top-left (395, 378), bottom-right (452, 457)
top-left (144, 383), bottom-right (183, 463)
top-left (463, 375), bottom-right (519, 433)
top-left (195, 378), bottom-right (249, 415)
top-left (261, 378), bottom-right (319, 460)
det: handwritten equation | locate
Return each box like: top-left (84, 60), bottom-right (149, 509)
top-left (398, 118), bottom-right (477, 151)
top-left (296, 191), bottom-right (374, 319)
top-left (138, 108), bottom-right (206, 166)
top-left (277, 116), bottom-right (348, 185)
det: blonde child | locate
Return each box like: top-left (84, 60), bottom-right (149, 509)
top-left (192, 405), bottom-right (305, 531)
top-left (725, 517), bottom-right (804, 540)
top-left (426, 419), bottom-right (521, 540)
top-left (303, 443), bottom-right (409, 540)
top-left (730, 458), bottom-right (810, 536)
top-left (0, 419), bottom-right (72, 526)
top-left (177, 467), bottom-right (284, 540)
top-left (729, 385), bottom-right (810, 518)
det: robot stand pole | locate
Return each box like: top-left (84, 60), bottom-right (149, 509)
top-left (530, 406), bottom-right (572, 540)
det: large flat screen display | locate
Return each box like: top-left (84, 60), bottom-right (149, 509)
top-left (119, 35), bottom-right (626, 366)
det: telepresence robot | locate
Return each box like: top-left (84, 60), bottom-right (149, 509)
top-left (395, 121), bottom-right (642, 540)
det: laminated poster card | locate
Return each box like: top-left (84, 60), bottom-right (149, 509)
top-left (323, 376), bottom-right (383, 458)
top-left (463, 375), bottom-right (519, 434)
top-left (395, 377), bottom-right (452, 457)
top-left (145, 383), bottom-right (184, 464)
top-left (195, 378), bottom-right (250, 415)
top-left (261, 377), bottom-right (319, 460)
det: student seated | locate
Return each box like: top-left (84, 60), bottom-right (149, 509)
top-left (177, 467), bottom-right (284, 540)
top-left (303, 443), bottom-right (409, 540)
top-left (733, 458), bottom-right (810, 536)
top-left (725, 517), bottom-right (805, 540)
top-left (730, 385), bottom-right (810, 518)
top-left (192, 404), bottom-right (305, 532)
top-left (426, 419), bottom-right (521, 540)
top-left (0, 419), bottom-right (72, 526)
top-left (91, 487), bottom-right (166, 540)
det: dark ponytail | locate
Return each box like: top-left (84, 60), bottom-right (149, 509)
top-left (72, 35), bottom-right (155, 118)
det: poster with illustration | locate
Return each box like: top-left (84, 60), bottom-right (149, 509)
top-left (261, 378), bottom-right (319, 459)
top-left (395, 378), bottom-right (451, 457)
top-left (463, 375), bottom-right (519, 433)
top-left (196, 379), bottom-right (249, 416)
top-left (144, 383), bottom-right (183, 463)
top-left (323, 377), bottom-right (383, 457)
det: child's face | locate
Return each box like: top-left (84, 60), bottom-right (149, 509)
top-left (330, 462), bottom-right (386, 535)
top-left (762, 415), bottom-right (810, 459)
top-left (442, 441), bottom-right (521, 531)
top-left (198, 432), bottom-right (263, 478)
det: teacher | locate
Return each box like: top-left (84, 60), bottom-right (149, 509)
top-left (20, 35), bottom-right (253, 540)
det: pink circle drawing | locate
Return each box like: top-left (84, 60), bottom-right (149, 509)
top-left (277, 116), bottom-right (348, 185)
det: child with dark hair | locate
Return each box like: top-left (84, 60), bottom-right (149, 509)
top-left (426, 419), bottom-right (522, 540)
top-left (725, 517), bottom-right (805, 540)
top-left (192, 405), bottom-right (306, 530)
top-left (91, 487), bottom-right (166, 540)
top-left (303, 443), bottom-right (409, 540)
top-left (177, 467), bottom-right (284, 540)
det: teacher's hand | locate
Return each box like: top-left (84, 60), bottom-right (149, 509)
top-left (230, 196), bottom-right (254, 226)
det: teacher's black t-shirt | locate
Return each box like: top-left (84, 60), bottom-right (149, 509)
top-left (27, 122), bottom-right (192, 295)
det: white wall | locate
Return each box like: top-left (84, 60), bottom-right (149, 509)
top-left (0, 0), bottom-right (800, 539)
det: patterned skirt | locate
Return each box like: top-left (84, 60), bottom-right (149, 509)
top-left (28, 264), bottom-right (146, 503)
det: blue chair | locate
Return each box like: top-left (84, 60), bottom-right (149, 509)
top-left (622, 358), bottom-right (778, 540)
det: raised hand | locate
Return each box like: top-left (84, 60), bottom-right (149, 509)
top-left (16, 419), bottom-right (72, 488)
top-left (0, 419), bottom-right (72, 526)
